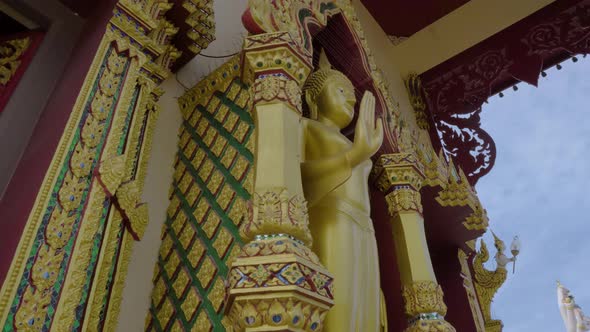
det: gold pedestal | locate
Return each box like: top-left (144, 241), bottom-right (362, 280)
top-left (226, 235), bottom-right (333, 331)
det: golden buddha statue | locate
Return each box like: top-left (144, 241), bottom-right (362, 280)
top-left (301, 51), bottom-right (384, 331)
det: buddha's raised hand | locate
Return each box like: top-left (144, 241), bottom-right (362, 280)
top-left (347, 91), bottom-right (383, 166)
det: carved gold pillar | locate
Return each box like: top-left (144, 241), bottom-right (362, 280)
top-left (374, 153), bottom-right (456, 331)
top-left (225, 32), bottom-right (333, 331)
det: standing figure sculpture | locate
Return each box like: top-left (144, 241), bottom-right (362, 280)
top-left (558, 282), bottom-right (590, 332)
top-left (301, 51), bottom-right (384, 331)
top-left (492, 232), bottom-right (516, 269)
top-left (473, 232), bottom-right (517, 330)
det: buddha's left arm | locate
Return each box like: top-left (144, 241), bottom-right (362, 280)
top-left (300, 119), bottom-right (352, 207)
top-left (301, 154), bottom-right (352, 207)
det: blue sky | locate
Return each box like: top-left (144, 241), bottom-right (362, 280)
top-left (476, 57), bottom-right (590, 331)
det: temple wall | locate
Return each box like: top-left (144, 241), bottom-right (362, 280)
top-left (145, 58), bottom-right (254, 331)
top-left (0, 0), bottom-right (210, 329)
top-left (0, 0), bottom-right (119, 286)
top-left (0, 0), bottom-right (83, 197)
top-left (117, 78), bottom-right (184, 332)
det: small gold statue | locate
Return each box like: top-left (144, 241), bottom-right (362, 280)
top-left (301, 51), bottom-right (384, 331)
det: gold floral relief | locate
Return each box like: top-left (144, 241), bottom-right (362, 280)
top-left (402, 280), bottom-right (448, 317)
top-left (0, 37), bottom-right (31, 85)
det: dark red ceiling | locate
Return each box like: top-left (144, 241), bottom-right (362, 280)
top-left (419, 0), bottom-right (589, 185)
top-left (360, 0), bottom-right (470, 37)
top-left (58, 0), bottom-right (104, 18)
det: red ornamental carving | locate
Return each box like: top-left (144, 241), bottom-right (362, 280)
top-left (420, 0), bottom-right (590, 185)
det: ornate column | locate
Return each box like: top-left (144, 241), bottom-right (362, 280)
top-left (374, 153), bottom-right (455, 331)
top-left (225, 32), bottom-right (334, 331)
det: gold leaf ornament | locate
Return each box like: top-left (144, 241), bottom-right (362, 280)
top-left (58, 174), bottom-right (86, 212)
top-left (98, 154), bottom-right (127, 195)
top-left (45, 208), bottom-right (76, 249)
top-left (90, 92), bottom-right (113, 121)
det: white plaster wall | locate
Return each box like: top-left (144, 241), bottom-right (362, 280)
top-left (116, 78), bottom-right (184, 332)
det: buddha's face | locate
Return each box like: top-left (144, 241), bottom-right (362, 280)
top-left (315, 77), bottom-right (356, 129)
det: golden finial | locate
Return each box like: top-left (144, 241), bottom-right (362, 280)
top-left (490, 230), bottom-right (505, 250)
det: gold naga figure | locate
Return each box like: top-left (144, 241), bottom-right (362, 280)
top-left (301, 51), bottom-right (385, 331)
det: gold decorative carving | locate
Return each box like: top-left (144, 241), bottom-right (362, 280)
top-left (83, 208), bottom-right (124, 331)
top-left (227, 297), bottom-right (328, 331)
top-left (242, 34), bottom-right (312, 86)
top-left (179, 56), bottom-right (242, 117)
top-left (473, 239), bottom-right (508, 331)
top-left (0, 1), bottom-right (179, 326)
top-left (14, 286), bottom-right (50, 331)
top-left (183, 0), bottom-right (216, 54)
top-left (117, 181), bottom-right (149, 240)
top-left (0, 37), bottom-right (31, 85)
top-left (98, 154), bottom-right (127, 195)
top-left (402, 281), bottom-right (448, 317)
top-left (404, 73), bottom-right (429, 130)
top-left (417, 149), bottom-right (449, 188)
top-left (464, 205), bottom-right (489, 231)
top-left (242, 187), bottom-right (312, 245)
top-left (103, 231), bottom-right (135, 332)
top-left (402, 281), bottom-right (456, 332)
top-left (253, 75), bottom-right (302, 113)
top-left (118, 0), bottom-right (160, 30)
top-left (373, 153), bottom-right (425, 193)
top-left (226, 236), bottom-right (333, 331)
top-left (385, 187), bottom-right (423, 216)
top-left (435, 164), bottom-right (489, 231)
top-left (435, 165), bottom-right (477, 208)
top-left (245, 0), bottom-right (332, 47)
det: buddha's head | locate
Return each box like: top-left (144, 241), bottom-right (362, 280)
top-left (303, 50), bottom-right (356, 129)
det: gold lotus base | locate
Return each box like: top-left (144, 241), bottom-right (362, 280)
top-left (227, 293), bottom-right (330, 332)
top-left (226, 236), bottom-right (334, 332)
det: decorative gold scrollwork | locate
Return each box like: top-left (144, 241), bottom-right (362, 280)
top-left (402, 281), bottom-right (448, 317)
top-left (0, 37), bottom-right (31, 85)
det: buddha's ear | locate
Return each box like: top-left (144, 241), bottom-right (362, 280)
top-left (305, 91), bottom-right (318, 120)
top-left (318, 48), bottom-right (332, 70)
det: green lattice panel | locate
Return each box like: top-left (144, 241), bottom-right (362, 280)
top-left (147, 78), bottom-right (253, 331)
